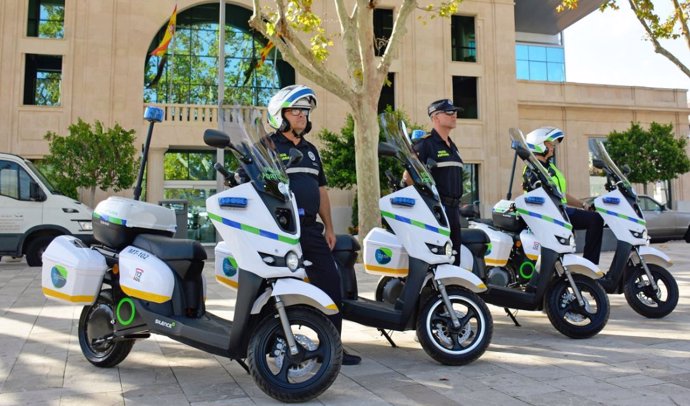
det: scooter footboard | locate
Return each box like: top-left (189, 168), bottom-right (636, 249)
top-left (562, 254), bottom-right (604, 279)
top-left (435, 264), bottom-right (487, 292)
top-left (638, 246), bottom-right (672, 268)
top-left (250, 278), bottom-right (339, 315)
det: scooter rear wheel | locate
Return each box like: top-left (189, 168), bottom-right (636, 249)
top-left (78, 289), bottom-right (135, 367)
top-left (416, 286), bottom-right (493, 365)
top-left (545, 274), bottom-right (610, 339)
top-left (248, 305), bottom-right (342, 403)
top-left (624, 263), bottom-right (678, 318)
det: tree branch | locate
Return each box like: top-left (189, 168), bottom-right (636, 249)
top-left (250, 0), bottom-right (356, 104)
top-left (629, 0), bottom-right (690, 78)
top-left (334, 0), bottom-right (363, 90)
top-left (354, 0), bottom-right (378, 94)
top-left (377, 0), bottom-right (416, 86)
top-left (671, 0), bottom-right (690, 51)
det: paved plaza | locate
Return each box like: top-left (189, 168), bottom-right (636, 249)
top-left (1, 240), bottom-right (690, 405)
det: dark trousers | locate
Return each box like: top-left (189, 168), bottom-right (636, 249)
top-left (566, 207), bottom-right (604, 265)
top-left (300, 222), bottom-right (343, 333)
top-left (443, 203), bottom-right (462, 266)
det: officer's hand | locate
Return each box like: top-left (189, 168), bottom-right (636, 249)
top-left (325, 228), bottom-right (336, 251)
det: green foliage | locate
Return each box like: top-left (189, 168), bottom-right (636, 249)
top-left (42, 119), bottom-right (138, 200)
top-left (606, 122), bottom-right (690, 185)
top-left (38, 4), bottom-right (64, 38)
top-left (318, 108), bottom-right (423, 227)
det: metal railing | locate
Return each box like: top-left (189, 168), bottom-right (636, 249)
top-left (145, 104), bottom-right (268, 124)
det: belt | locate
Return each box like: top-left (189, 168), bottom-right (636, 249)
top-left (440, 195), bottom-right (461, 207)
top-left (300, 214), bottom-right (317, 227)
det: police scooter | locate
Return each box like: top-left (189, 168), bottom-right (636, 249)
top-left (41, 108), bottom-right (342, 403)
top-left (458, 129), bottom-right (610, 339)
top-left (331, 112), bottom-right (493, 366)
top-left (590, 140), bottom-right (678, 318)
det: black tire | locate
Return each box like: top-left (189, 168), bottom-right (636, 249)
top-left (416, 286), bottom-right (493, 365)
top-left (26, 235), bottom-right (56, 267)
top-left (247, 306), bottom-right (342, 403)
top-left (78, 289), bottom-right (134, 368)
top-left (374, 276), bottom-right (393, 302)
top-left (545, 274), bottom-right (610, 339)
top-left (624, 263), bottom-right (678, 318)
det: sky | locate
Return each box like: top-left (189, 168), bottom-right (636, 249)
top-left (563, 2), bottom-right (690, 91)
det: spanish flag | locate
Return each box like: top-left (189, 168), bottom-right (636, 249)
top-left (150, 5), bottom-right (177, 57)
top-left (257, 41), bottom-right (275, 68)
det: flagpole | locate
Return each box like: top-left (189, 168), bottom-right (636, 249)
top-left (167, 29), bottom-right (176, 104)
top-left (216, 0), bottom-right (226, 197)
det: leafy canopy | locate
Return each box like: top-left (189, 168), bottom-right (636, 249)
top-left (606, 121), bottom-right (690, 185)
top-left (42, 119), bottom-right (138, 201)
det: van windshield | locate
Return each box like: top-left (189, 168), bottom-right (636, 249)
top-left (25, 160), bottom-right (57, 194)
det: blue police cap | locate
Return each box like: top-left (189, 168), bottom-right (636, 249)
top-left (427, 98), bottom-right (463, 116)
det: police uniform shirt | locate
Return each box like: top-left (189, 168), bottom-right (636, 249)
top-left (413, 129), bottom-right (464, 199)
top-left (270, 132), bottom-right (327, 217)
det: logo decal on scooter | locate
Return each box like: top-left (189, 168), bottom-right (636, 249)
top-left (375, 248), bottom-right (393, 264)
top-left (50, 265), bottom-right (68, 288)
top-left (134, 268), bottom-right (144, 282)
top-left (155, 319), bottom-right (176, 329)
top-left (485, 243), bottom-right (492, 256)
top-left (223, 256), bottom-right (238, 277)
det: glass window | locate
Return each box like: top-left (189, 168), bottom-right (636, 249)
top-left (452, 76), bottom-right (478, 119)
top-left (373, 8), bottom-right (394, 57)
top-left (451, 16), bottom-right (476, 62)
top-left (24, 54), bottom-right (62, 106)
top-left (377, 73), bottom-right (395, 113)
top-left (144, 3), bottom-right (294, 106)
top-left (515, 43), bottom-right (565, 82)
top-left (529, 61), bottom-right (547, 81)
top-left (27, 0), bottom-right (64, 39)
top-left (0, 161), bottom-right (39, 201)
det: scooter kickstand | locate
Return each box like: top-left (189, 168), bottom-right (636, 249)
top-left (235, 359), bottom-right (250, 374)
top-left (378, 329), bottom-right (397, 348)
top-left (504, 307), bottom-right (521, 327)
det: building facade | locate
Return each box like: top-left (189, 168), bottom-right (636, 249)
top-left (1, 0), bottom-right (688, 241)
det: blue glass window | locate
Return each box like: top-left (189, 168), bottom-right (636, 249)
top-left (515, 44), bottom-right (565, 82)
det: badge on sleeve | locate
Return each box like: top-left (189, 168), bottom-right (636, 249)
top-left (308, 151), bottom-right (316, 161)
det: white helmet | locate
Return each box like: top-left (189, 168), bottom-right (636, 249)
top-left (267, 85), bottom-right (317, 134)
top-left (525, 127), bottom-right (564, 155)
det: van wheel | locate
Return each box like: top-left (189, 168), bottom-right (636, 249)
top-left (26, 235), bottom-right (56, 267)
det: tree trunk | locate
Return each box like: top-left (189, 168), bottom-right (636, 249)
top-left (352, 105), bottom-right (381, 239)
top-left (89, 186), bottom-right (96, 208)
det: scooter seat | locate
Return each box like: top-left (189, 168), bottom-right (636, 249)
top-left (133, 234), bottom-right (207, 263)
top-left (461, 228), bottom-right (490, 245)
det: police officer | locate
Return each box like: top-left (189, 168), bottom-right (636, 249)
top-left (267, 85), bottom-right (361, 366)
top-left (522, 127), bottom-right (604, 265)
top-left (406, 99), bottom-right (464, 266)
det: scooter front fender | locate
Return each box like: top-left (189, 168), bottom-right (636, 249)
top-left (638, 246), bottom-right (672, 268)
top-left (562, 254), bottom-right (604, 279)
top-left (250, 278), bottom-right (339, 316)
top-left (435, 264), bottom-right (487, 292)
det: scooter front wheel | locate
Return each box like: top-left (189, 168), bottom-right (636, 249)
top-left (624, 263), bottom-right (678, 318)
top-left (416, 286), bottom-right (493, 365)
top-left (248, 305), bottom-right (342, 403)
top-left (545, 274), bottom-right (610, 339)
top-left (78, 289), bottom-right (134, 367)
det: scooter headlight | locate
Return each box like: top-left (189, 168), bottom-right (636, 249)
top-left (444, 242), bottom-right (453, 257)
top-left (77, 220), bottom-right (93, 231)
top-left (285, 251), bottom-right (300, 271)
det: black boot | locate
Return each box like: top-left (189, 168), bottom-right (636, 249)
top-left (343, 351), bottom-right (361, 365)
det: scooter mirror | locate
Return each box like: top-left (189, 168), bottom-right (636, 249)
top-left (592, 158), bottom-right (605, 170)
top-left (514, 145), bottom-right (531, 161)
top-left (286, 148), bottom-right (303, 168)
top-left (621, 164), bottom-right (631, 176)
top-left (426, 158), bottom-right (438, 169)
top-left (378, 142), bottom-right (398, 157)
top-left (204, 129), bottom-right (231, 149)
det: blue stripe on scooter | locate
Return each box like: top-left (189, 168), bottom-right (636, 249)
top-left (515, 208), bottom-right (573, 230)
top-left (595, 207), bottom-right (646, 225)
top-left (381, 210), bottom-right (451, 236)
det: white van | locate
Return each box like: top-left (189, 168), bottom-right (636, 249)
top-left (0, 153), bottom-right (94, 266)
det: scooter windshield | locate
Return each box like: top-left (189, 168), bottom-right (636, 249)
top-left (221, 109), bottom-right (289, 200)
top-left (592, 140), bottom-right (636, 198)
top-left (509, 128), bottom-right (565, 204)
top-left (379, 112), bottom-right (439, 199)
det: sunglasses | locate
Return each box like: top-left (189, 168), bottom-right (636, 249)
top-left (434, 110), bottom-right (457, 116)
top-left (285, 108), bottom-right (310, 116)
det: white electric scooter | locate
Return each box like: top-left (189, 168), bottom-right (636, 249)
top-left (590, 140), bottom-right (678, 318)
top-left (41, 108), bottom-right (342, 403)
top-left (458, 129), bottom-right (610, 338)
